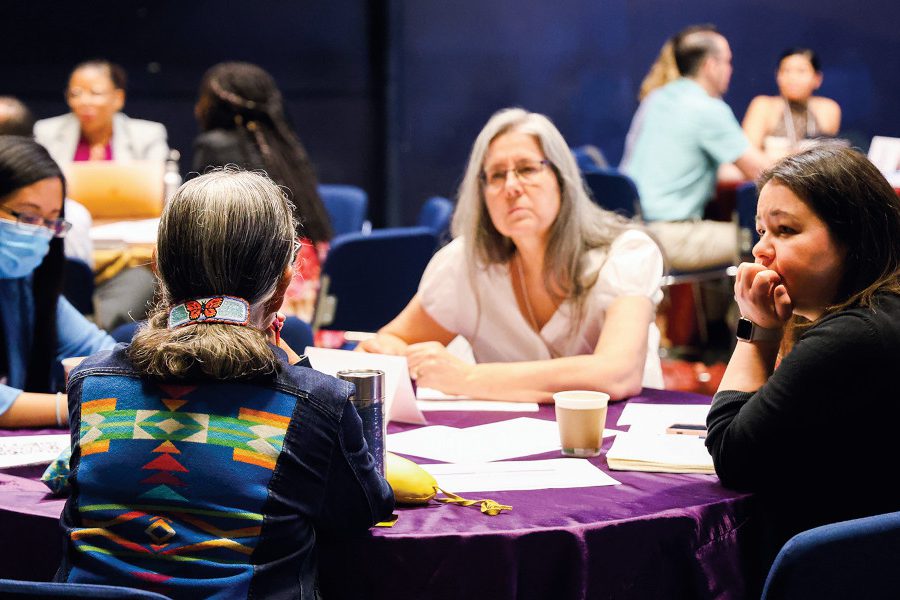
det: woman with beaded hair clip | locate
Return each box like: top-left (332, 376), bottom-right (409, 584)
top-left (192, 62), bottom-right (333, 318)
top-left (57, 169), bottom-right (393, 597)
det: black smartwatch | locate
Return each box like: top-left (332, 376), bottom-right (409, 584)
top-left (736, 318), bottom-right (782, 343)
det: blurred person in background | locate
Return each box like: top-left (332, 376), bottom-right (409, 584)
top-left (192, 62), bottom-right (333, 319)
top-left (35, 59), bottom-right (168, 164)
top-left (742, 48), bottom-right (841, 161)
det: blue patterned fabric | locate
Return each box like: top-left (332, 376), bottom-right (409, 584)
top-left (58, 346), bottom-right (394, 599)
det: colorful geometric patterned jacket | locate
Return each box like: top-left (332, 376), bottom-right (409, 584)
top-left (57, 344), bottom-right (394, 599)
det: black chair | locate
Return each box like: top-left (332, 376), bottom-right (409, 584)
top-left (761, 510), bottom-right (900, 600)
top-left (582, 169), bottom-right (641, 219)
top-left (63, 258), bottom-right (95, 315)
top-left (311, 227), bottom-right (439, 333)
top-left (318, 184), bottom-right (368, 236)
top-left (0, 578), bottom-right (171, 599)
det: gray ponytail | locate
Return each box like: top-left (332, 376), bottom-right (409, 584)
top-left (128, 168), bottom-right (297, 380)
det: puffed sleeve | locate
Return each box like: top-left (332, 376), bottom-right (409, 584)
top-left (593, 229), bottom-right (664, 306)
top-left (417, 237), bottom-right (471, 335)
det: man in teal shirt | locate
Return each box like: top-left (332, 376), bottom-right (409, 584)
top-left (621, 25), bottom-right (767, 270)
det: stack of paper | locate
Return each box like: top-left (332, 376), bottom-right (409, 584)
top-left (605, 432), bottom-right (714, 474)
top-left (0, 434), bottom-right (70, 469)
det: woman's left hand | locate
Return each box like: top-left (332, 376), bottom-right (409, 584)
top-left (405, 342), bottom-right (473, 395)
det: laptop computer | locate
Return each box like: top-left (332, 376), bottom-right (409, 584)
top-left (63, 160), bottom-right (165, 220)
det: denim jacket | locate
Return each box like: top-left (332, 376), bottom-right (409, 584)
top-left (58, 345), bottom-right (394, 599)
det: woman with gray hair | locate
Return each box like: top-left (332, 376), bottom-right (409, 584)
top-left (360, 108), bottom-right (664, 402)
top-left (57, 169), bottom-right (393, 597)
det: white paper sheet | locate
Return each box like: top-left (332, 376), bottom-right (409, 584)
top-left (90, 218), bottom-right (160, 245)
top-left (388, 418), bottom-right (558, 463)
top-left (304, 347), bottom-right (426, 425)
top-left (616, 403), bottom-right (710, 435)
top-left (387, 417), bottom-right (618, 463)
top-left (605, 432), bottom-right (714, 473)
top-left (416, 399), bottom-right (540, 412)
top-left (0, 434), bottom-right (70, 469)
top-left (421, 458), bottom-right (620, 492)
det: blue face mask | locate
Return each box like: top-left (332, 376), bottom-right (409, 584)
top-left (0, 219), bottom-right (54, 279)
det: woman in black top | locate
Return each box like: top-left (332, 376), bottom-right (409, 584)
top-left (192, 62), bottom-right (332, 316)
top-left (706, 143), bottom-right (900, 576)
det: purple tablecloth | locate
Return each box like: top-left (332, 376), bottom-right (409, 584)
top-left (0, 389), bottom-right (760, 598)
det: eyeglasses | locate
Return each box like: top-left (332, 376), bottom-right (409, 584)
top-left (65, 88), bottom-right (116, 102)
top-left (481, 160), bottom-right (552, 192)
top-left (0, 206), bottom-right (72, 238)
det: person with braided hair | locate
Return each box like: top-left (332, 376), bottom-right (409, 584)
top-left (192, 62), bottom-right (333, 318)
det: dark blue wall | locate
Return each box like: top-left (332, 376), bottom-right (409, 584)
top-left (3, 1), bottom-right (898, 227)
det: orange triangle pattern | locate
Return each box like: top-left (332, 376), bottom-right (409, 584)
top-left (162, 398), bottom-right (187, 412)
top-left (152, 441), bottom-right (181, 454)
top-left (142, 453), bottom-right (189, 473)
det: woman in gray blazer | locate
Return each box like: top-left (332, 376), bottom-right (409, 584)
top-left (34, 59), bottom-right (168, 165)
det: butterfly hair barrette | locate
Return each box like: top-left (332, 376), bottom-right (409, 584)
top-left (167, 295), bottom-right (250, 329)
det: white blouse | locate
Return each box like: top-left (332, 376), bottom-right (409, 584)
top-left (419, 229), bottom-right (665, 389)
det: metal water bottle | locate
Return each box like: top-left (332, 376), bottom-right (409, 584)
top-left (337, 369), bottom-right (385, 476)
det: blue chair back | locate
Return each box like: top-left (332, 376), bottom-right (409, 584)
top-left (312, 227), bottom-right (438, 333)
top-left (318, 184), bottom-right (368, 236)
top-left (416, 196), bottom-right (454, 244)
top-left (63, 258), bottom-right (95, 315)
top-left (0, 578), bottom-right (171, 598)
top-left (736, 181), bottom-right (759, 261)
top-left (582, 169), bottom-right (640, 219)
top-left (280, 316), bottom-right (314, 351)
top-left (571, 144), bottom-right (608, 173)
top-left (761, 510), bottom-right (900, 600)
top-left (110, 321), bottom-right (141, 343)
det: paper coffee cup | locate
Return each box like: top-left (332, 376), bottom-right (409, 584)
top-left (553, 390), bottom-right (610, 458)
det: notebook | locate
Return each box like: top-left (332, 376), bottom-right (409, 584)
top-left (63, 160), bottom-right (165, 220)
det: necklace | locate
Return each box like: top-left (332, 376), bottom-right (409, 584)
top-left (515, 253), bottom-right (541, 333)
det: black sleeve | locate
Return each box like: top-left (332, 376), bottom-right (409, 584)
top-left (316, 399), bottom-right (394, 535)
top-left (706, 311), bottom-right (880, 491)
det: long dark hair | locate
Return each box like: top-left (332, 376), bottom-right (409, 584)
top-left (195, 62), bottom-right (332, 243)
top-left (760, 143), bottom-right (900, 342)
top-left (129, 169), bottom-right (297, 381)
top-left (0, 136), bottom-right (66, 392)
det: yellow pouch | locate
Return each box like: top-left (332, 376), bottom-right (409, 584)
top-left (387, 452), bottom-right (438, 504)
top-left (386, 452), bottom-right (511, 516)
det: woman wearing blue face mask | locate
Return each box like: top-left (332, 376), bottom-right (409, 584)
top-left (0, 135), bottom-right (115, 427)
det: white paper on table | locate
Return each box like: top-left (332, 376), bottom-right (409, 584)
top-left (90, 218), bottom-right (160, 245)
top-left (387, 417), bottom-right (619, 463)
top-left (416, 396), bottom-right (540, 413)
top-left (616, 403), bottom-right (710, 435)
top-left (416, 386), bottom-right (539, 411)
top-left (304, 347), bottom-right (426, 425)
top-left (421, 458), bottom-right (620, 493)
top-left (0, 434), bottom-right (70, 469)
top-left (605, 432), bottom-right (714, 473)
